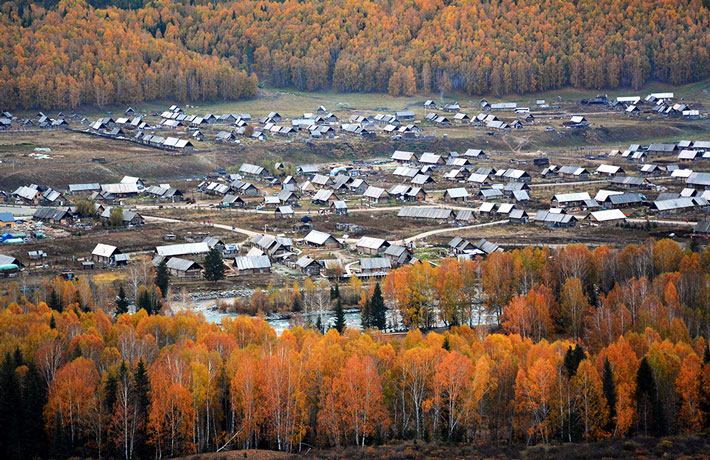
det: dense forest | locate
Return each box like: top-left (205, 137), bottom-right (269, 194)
top-left (2, 0), bottom-right (710, 109)
top-left (1, 239), bottom-right (710, 458)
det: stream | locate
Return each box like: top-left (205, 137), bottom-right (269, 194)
top-left (172, 295), bottom-right (495, 335)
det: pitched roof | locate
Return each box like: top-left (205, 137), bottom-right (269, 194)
top-left (397, 207), bottom-right (453, 219)
top-left (445, 187), bottom-right (469, 198)
top-left (553, 192), bottom-right (591, 203)
top-left (391, 150), bottom-right (416, 161)
top-left (155, 242), bottom-right (210, 257)
top-left (360, 258), bottom-right (391, 271)
top-left (234, 255), bottom-right (272, 271)
top-left (92, 243), bottom-right (119, 258)
top-left (356, 236), bottom-right (389, 250)
top-left (304, 230), bottom-right (336, 246)
top-left (589, 209), bottom-right (627, 222)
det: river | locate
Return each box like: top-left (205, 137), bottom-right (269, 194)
top-left (176, 296), bottom-right (493, 334)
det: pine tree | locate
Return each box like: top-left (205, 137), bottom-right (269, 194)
top-left (370, 283), bottom-right (387, 331)
top-left (133, 359), bottom-right (151, 459)
top-left (155, 259), bottom-right (169, 298)
top-left (73, 290), bottom-right (87, 313)
top-left (12, 348), bottom-right (22, 368)
top-left (49, 314), bottom-right (56, 329)
top-left (21, 363), bottom-right (47, 458)
top-left (636, 357), bottom-right (665, 436)
top-left (203, 248), bottom-right (226, 283)
top-left (360, 297), bottom-right (371, 329)
top-left (602, 358), bottom-right (617, 434)
top-left (333, 283), bottom-right (340, 299)
top-left (442, 335), bottom-right (450, 351)
top-left (115, 284), bottom-right (129, 317)
top-left (701, 344), bottom-right (710, 429)
top-left (316, 315), bottom-right (323, 334)
top-left (0, 353), bottom-right (22, 458)
top-left (564, 344), bottom-right (585, 378)
top-left (292, 293), bottom-right (303, 312)
top-left (104, 372), bottom-right (118, 441)
top-left (48, 288), bottom-right (61, 312)
top-left (136, 286), bottom-right (152, 315)
top-left (334, 297), bottom-right (345, 333)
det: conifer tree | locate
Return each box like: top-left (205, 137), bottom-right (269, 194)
top-left (701, 344), bottom-right (710, 429)
top-left (203, 248), bottom-right (226, 283)
top-left (136, 286), bottom-right (152, 315)
top-left (155, 259), bottom-right (170, 298)
top-left (334, 297), bottom-right (346, 333)
top-left (564, 344), bottom-right (585, 378)
top-left (115, 284), bottom-right (129, 317)
top-left (0, 353), bottom-right (21, 458)
top-left (360, 297), bottom-right (372, 329)
top-left (602, 358), bottom-right (617, 434)
top-left (48, 288), bottom-right (61, 312)
top-left (133, 359), bottom-right (151, 459)
top-left (370, 283), bottom-right (387, 331)
top-left (636, 357), bottom-right (665, 436)
top-left (21, 363), bottom-right (47, 458)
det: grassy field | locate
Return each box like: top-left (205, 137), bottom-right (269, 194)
top-left (62, 78), bottom-right (710, 119)
top-left (3, 78), bottom-right (710, 189)
top-left (182, 435), bottom-right (710, 460)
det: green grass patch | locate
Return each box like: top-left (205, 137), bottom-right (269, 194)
top-left (0, 142), bottom-right (37, 153)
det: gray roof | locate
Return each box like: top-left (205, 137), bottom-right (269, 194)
top-left (533, 211), bottom-right (577, 225)
top-left (312, 189), bottom-right (334, 201)
top-left (445, 187), bottom-right (469, 199)
top-left (509, 209), bottom-right (528, 220)
top-left (384, 245), bottom-right (408, 257)
top-left (648, 143), bottom-right (677, 152)
top-left (589, 209), bottom-right (627, 222)
top-left (356, 236), bottom-right (389, 250)
top-left (476, 239), bottom-right (500, 254)
top-left (360, 258), bottom-right (391, 271)
top-left (391, 150), bottom-right (416, 161)
top-left (610, 176), bottom-right (645, 186)
top-left (411, 174), bottom-right (433, 185)
top-left (687, 172), bottom-right (710, 187)
top-left (397, 207), bottom-right (453, 220)
top-left (101, 183), bottom-right (139, 194)
top-left (0, 254), bottom-right (20, 266)
top-left (364, 186), bottom-right (387, 199)
top-left (13, 186), bottom-right (39, 201)
top-left (33, 207), bottom-right (71, 221)
top-left (234, 255), bottom-right (271, 271)
top-left (239, 163), bottom-right (265, 175)
top-left (165, 257), bottom-right (202, 272)
top-left (480, 188), bottom-right (503, 198)
top-left (156, 242), bottom-right (210, 257)
top-left (296, 255), bottom-right (318, 268)
top-left (554, 192), bottom-right (591, 203)
top-left (69, 183), bottom-right (101, 192)
top-left (694, 220), bottom-right (710, 234)
top-left (304, 230), bottom-right (336, 246)
top-left (456, 209), bottom-right (474, 221)
top-left (607, 193), bottom-right (644, 206)
top-left (653, 197), bottom-right (708, 211)
top-left (92, 243), bottom-right (119, 258)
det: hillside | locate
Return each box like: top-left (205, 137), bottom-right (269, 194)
top-left (2, 0), bottom-right (710, 109)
